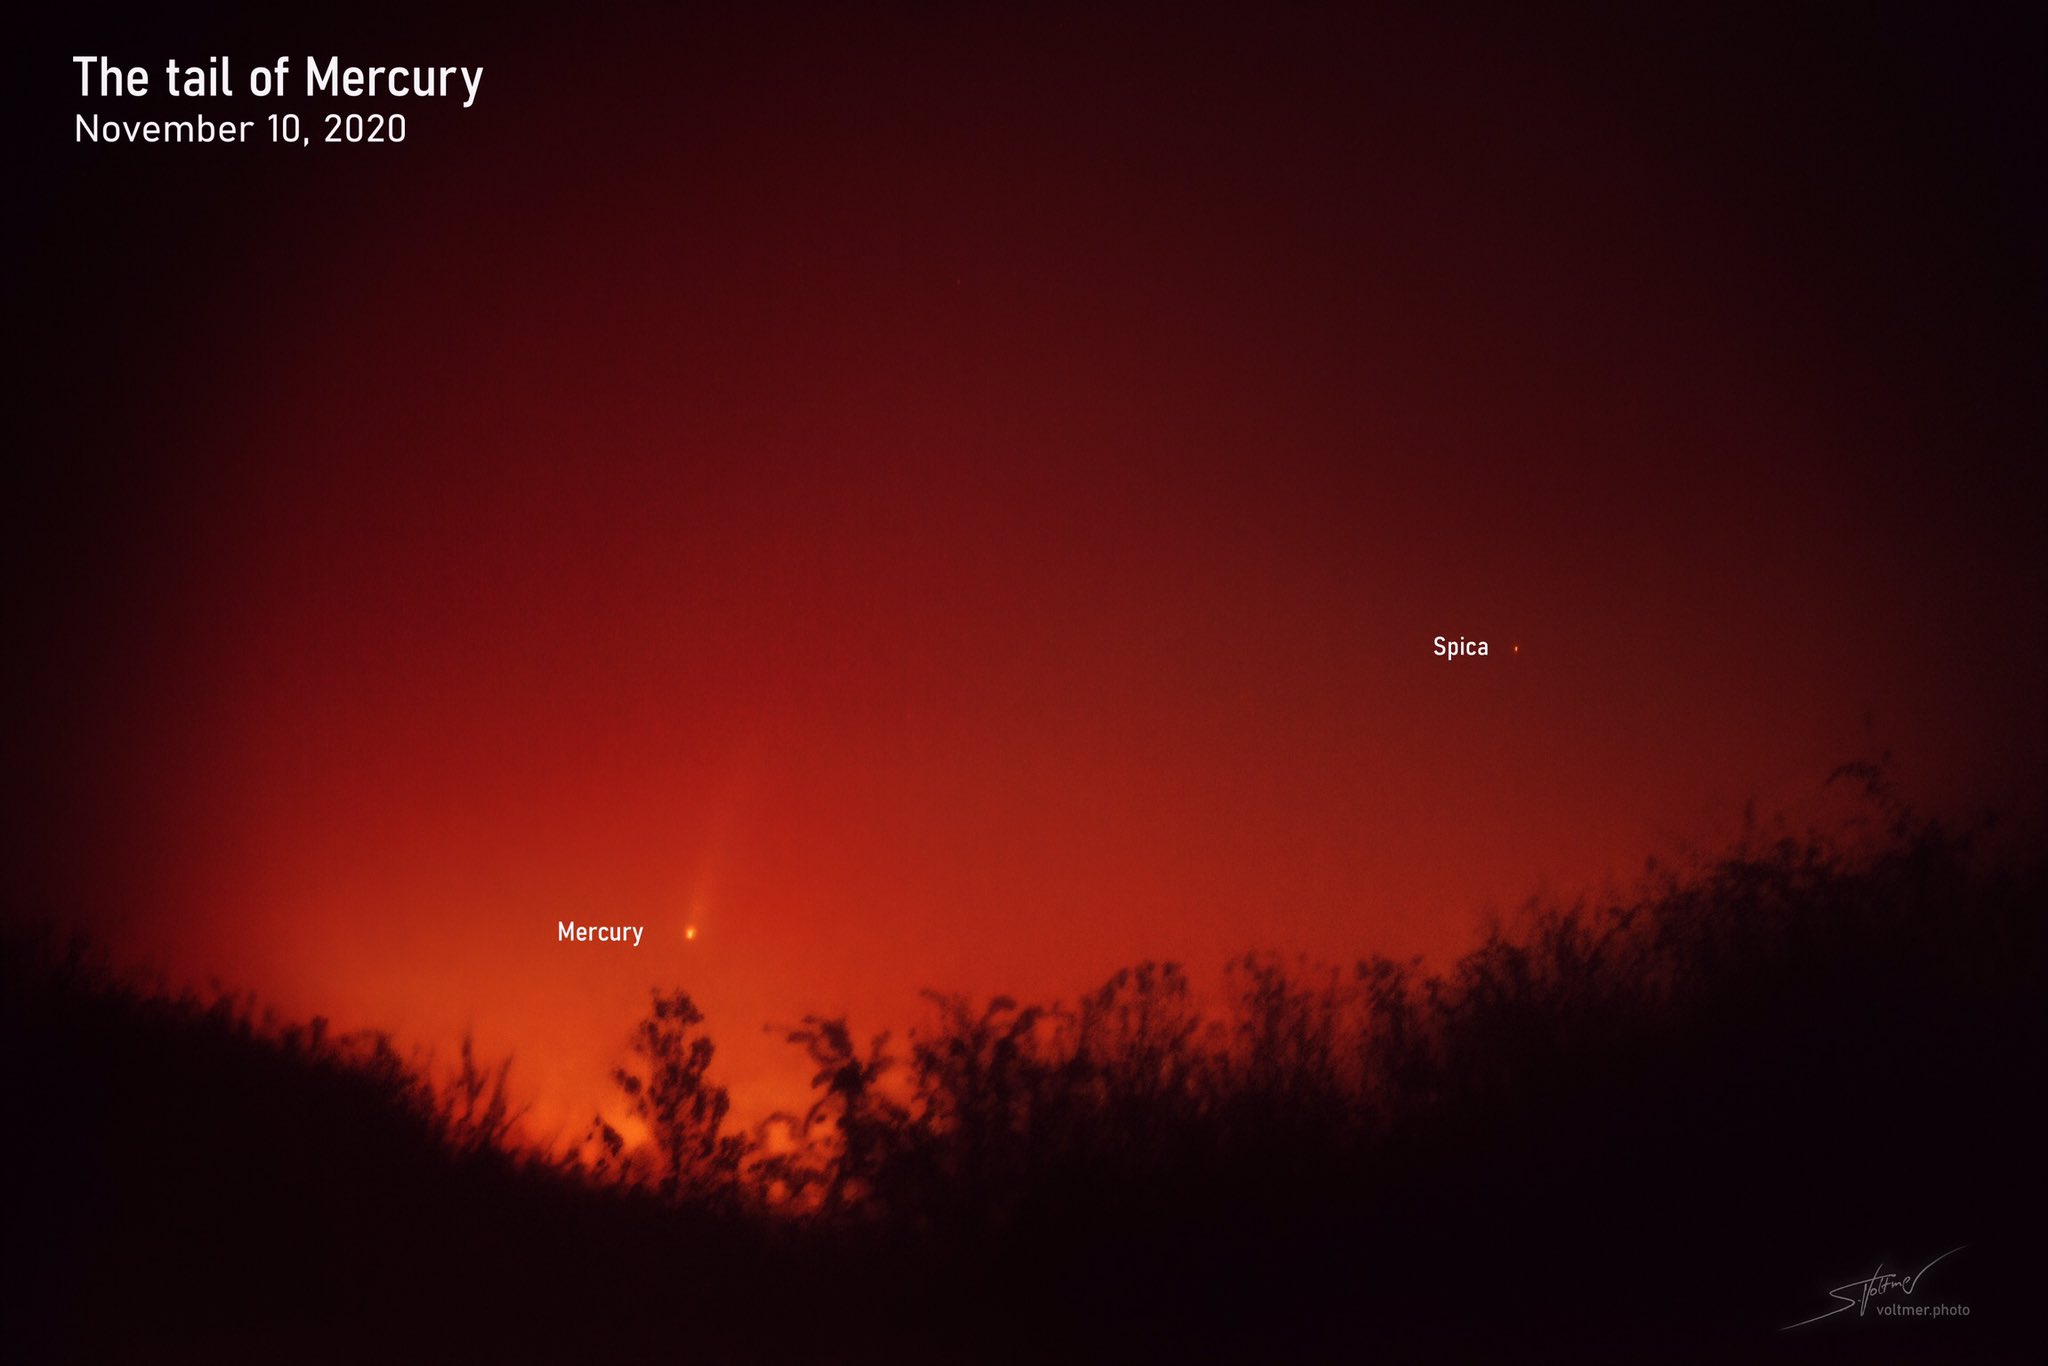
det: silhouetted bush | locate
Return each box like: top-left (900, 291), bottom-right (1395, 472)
top-left (595, 988), bottom-right (748, 1203)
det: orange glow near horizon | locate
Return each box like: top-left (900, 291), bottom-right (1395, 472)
top-left (23, 13), bottom-right (2047, 1148)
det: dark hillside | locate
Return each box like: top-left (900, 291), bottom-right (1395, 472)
top-left (5, 801), bottom-right (2040, 1362)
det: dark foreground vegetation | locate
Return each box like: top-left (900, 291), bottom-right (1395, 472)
top-left (5, 784), bottom-right (2042, 1362)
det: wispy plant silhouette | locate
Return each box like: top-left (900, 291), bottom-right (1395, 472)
top-left (781, 1014), bottom-right (905, 1214)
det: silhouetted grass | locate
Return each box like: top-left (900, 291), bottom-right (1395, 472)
top-left (4, 778), bottom-right (2040, 1361)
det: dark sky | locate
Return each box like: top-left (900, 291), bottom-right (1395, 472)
top-left (12, 1), bottom-right (2045, 1130)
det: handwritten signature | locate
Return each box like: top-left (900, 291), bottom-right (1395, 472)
top-left (1781, 1246), bottom-right (1965, 1330)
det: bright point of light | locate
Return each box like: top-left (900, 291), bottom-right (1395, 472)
top-left (685, 925), bottom-right (698, 941)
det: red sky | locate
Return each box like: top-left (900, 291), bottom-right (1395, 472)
top-left (20, 7), bottom-right (2046, 1136)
